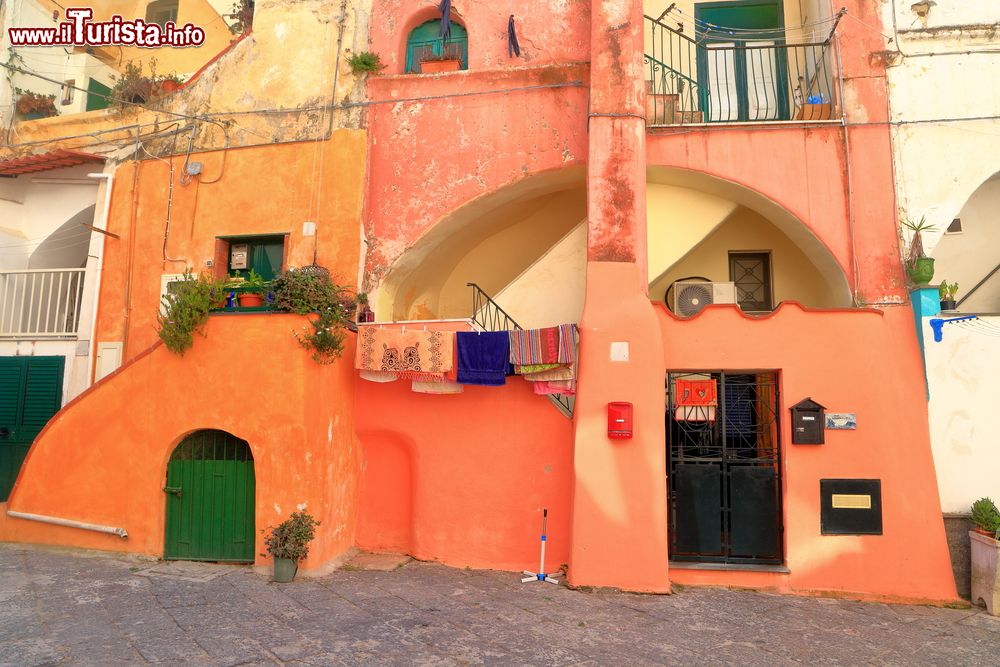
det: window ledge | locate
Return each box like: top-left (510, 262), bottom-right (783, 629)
top-left (670, 561), bottom-right (790, 573)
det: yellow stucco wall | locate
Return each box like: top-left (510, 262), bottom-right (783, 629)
top-left (647, 183), bottom-right (738, 284)
top-left (650, 206), bottom-right (838, 308)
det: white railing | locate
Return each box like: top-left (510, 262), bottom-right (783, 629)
top-left (0, 269), bottom-right (86, 339)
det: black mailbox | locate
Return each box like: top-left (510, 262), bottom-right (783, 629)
top-left (821, 479), bottom-right (882, 535)
top-left (790, 397), bottom-right (825, 444)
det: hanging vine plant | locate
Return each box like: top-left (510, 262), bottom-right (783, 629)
top-left (157, 271), bottom-right (227, 355)
top-left (270, 267), bottom-right (356, 364)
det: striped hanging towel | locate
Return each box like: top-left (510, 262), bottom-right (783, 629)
top-left (508, 323), bottom-right (577, 365)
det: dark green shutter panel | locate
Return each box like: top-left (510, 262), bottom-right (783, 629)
top-left (0, 357), bottom-right (64, 501)
top-left (86, 79), bottom-right (112, 111)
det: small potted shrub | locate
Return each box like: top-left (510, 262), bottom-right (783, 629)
top-left (939, 281), bottom-right (959, 311)
top-left (237, 269), bottom-right (267, 308)
top-left (262, 511), bottom-right (320, 583)
top-left (356, 292), bottom-right (374, 323)
top-left (15, 89), bottom-right (57, 120)
top-left (270, 267), bottom-right (353, 363)
top-left (970, 497), bottom-right (1000, 615)
top-left (902, 216), bottom-right (937, 286)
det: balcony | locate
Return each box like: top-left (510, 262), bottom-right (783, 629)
top-left (644, 14), bottom-right (839, 126)
top-left (0, 269), bottom-right (86, 339)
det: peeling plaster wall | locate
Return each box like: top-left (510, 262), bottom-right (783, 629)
top-left (923, 315), bottom-right (1000, 515)
top-left (880, 0), bottom-right (1000, 257)
top-left (368, 0), bottom-right (591, 75)
top-left (364, 64), bottom-right (589, 288)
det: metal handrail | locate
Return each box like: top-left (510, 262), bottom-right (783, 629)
top-left (644, 14), bottom-right (839, 126)
top-left (0, 268), bottom-right (86, 339)
top-left (957, 261), bottom-right (1000, 308)
top-left (467, 283), bottom-right (574, 418)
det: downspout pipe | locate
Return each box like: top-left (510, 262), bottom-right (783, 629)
top-left (7, 510), bottom-right (128, 538)
top-left (85, 171), bottom-right (114, 386)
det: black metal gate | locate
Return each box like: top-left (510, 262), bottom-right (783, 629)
top-left (667, 371), bottom-right (783, 565)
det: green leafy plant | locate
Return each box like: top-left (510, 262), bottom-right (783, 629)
top-left (270, 267), bottom-right (354, 364)
top-left (262, 510), bottom-right (320, 562)
top-left (108, 58), bottom-right (181, 111)
top-left (349, 51), bottom-right (386, 74)
top-left (156, 271), bottom-right (227, 355)
top-left (901, 216), bottom-right (938, 263)
top-left (938, 281), bottom-right (959, 300)
top-left (971, 498), bottom-right (1000, 536)
top-left (241, 268), bottom-right (267, 293)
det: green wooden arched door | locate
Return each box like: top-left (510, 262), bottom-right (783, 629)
top-left (405, 19), bottom-right (468, 73)
top-left (164, 430), bottom-right (255, 562)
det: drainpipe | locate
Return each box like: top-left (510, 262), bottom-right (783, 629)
top-left (6, 510), bottom-right (128, 538)
top-left (85, 171), bottom-right (114, 386)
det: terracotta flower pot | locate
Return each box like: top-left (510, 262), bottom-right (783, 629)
top-left (421, 59), bottom-right (461, 74)
top-left (971, 530), bottom-right (1000, 615)
top-left (158, 79), bottom-right (182, 94)
top-left (238, 293), bottom-right (264, 308)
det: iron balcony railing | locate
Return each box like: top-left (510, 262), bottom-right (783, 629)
top-left (644, 14), bottom-right (840, 126)
top-left (0, 269), bottom-right (86, 339)
top-left (467, 283), bottom-right (574, 418)
top-left (407, 36), bottom-right (469, 73)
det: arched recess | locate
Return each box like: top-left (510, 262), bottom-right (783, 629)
top-left (397, 6), bottom-right (469, 74)
top-left (931, 171), bottom-right (1000, 312)
top-left (164, 429), bottom-right (256, 563)
top-left (374, 166), bottom-right (587, 323)
top-left (28, 205), bottom-right (94, 270)
top-left (647, 166), bottom-right (852, 310)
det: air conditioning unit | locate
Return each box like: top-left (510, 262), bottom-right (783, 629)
top-left (673, 281), bottom-right (737, 317)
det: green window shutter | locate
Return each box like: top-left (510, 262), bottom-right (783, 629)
top-left (86, 79), bottom-right (112, 111)
top-left (0, 359), bottom-right (25, 430)
top-left (0, 357), bottom-right (63, 501)
top-left (405, 20), bottom-right (469, 73)
top-left (20, 358), bottom-right (65, 441)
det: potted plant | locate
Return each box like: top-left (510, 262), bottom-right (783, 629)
top-left (15, 89), bottom-right (57, 120)
top-left (902, 216), bottom-right (937, 285)
top-left (270, 267), bottom-right (352, 363)
top-left (970, 497), bottom-right (1000, 615)
top-left (157, 73), bottom-right (185, 94)
top-left (356, 292), bottom-right (375, 323)
top-left (262, 510), bottom-right (320, 583)
top-left (420, 53), bottom-right (461, 74)
top-left (939, 281), bottom-right (959, 311)
top-left (237, 269), bottom-right (267, 308)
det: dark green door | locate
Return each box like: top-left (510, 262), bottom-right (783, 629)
top-left (405, 20), bottom-right (469, 72)
top-left (164, 430), bottom-right (255, 562)
top-left (695, 1), bottom-right (789, 121)
top-left (0, 357), bottom-right (64, 502)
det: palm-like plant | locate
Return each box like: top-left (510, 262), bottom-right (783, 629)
top-left (901, 215), bottom-right (937, 264)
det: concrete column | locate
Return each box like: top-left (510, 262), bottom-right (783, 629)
top-left (568, 0), bottom-right (670, 592)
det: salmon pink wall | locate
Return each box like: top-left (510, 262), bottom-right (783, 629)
top-left (96, 132), bottom-right (366, 361)
top-left (646, 125), bottom-right (905, 305)
top-left (353, 326), bottom-right (574, 571)
top-left (1, 316), bottom-right (361, 572)
top-left (657, 302), bottom-right (957, 602)
top-left (368, 1), bottom-right (591, 75)
top-left (364, 65), bottom-right (589, 281)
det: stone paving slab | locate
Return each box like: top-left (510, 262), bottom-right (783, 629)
top-left (1, 543), bottom-right (999, 666)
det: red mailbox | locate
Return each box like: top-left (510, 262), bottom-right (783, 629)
top-left (607, 402), bottom-right (633, 439)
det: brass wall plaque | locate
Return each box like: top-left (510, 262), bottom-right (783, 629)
top-left (831, 494), bottom-right (872, 509)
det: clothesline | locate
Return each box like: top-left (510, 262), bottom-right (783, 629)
top-left (354, 323), bottom-right (579, 396)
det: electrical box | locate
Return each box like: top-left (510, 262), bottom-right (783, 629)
top-left (820, 479), bottom-right (882, 535)
top-left (230, 243), bottom-right (249, 270)
top-left (790, 397), bottom-right (826, 444)
top-left (607, 402), bottom-right (633, 439)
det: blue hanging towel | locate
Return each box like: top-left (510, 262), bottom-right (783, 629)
top-left (439, 0), bottom-right (452, 40)
top-left (457, 331), bottom-right (511, 386)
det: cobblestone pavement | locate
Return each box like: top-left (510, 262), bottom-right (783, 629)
top-left (2, 544), bottom-right (999, 666)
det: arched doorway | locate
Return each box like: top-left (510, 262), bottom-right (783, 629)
top-left (164, 430), bottom-right (255, 562)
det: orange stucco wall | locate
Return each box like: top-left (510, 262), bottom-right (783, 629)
top-left (657, 302), bottom-right (957, 602)
top-left (96, 131), bottom-right (366, 361)
top-left (1, 316), bottom-right (361, 571)
top-left (353, 324), bottom-right (575, 572)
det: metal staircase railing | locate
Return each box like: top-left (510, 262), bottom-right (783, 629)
top-left (467, 283), bottom-right (574, 418)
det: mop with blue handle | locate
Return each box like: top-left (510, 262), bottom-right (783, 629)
top-left (521, 509), bottom-right (560, 584)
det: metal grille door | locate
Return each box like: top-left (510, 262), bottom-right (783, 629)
top-left (164, 430), bottom-right (255, 563)
top-left (667, 372), bottom-right (783, 565)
